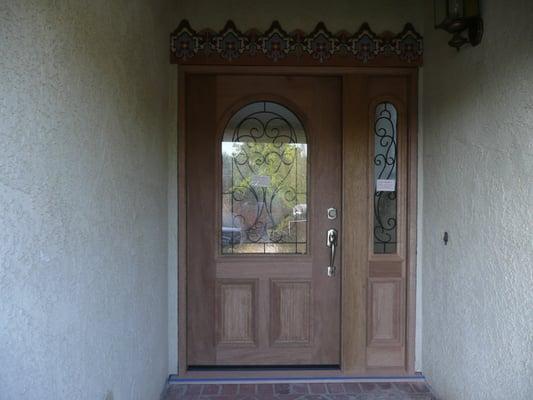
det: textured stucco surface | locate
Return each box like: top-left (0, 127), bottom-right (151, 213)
top-left (421, 1), bottom-right (533, 399)
top-left (0, 1), bottom-right (175, 399)
top-left (168, 0), bottom-right (426, 374)
top-left (175, 0), bottom-right (423, 33)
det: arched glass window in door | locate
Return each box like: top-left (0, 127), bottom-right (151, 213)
top-left (221, 101), bottom-right (308, 254)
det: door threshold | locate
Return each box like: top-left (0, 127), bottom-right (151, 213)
top-left (169, 374), bottom-right (426, 385)
top-left (188, 365), bottom-right (339, 371)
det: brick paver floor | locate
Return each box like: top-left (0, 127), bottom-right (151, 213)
top-left (163, 381), bottom-right (435, 399)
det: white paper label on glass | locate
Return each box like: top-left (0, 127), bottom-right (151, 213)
top-left (251, 175), bottom-right (271, 187)
top-left (376, 179), bottom-right (396, 192)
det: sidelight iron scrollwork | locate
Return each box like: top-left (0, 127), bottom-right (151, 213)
top-left (373, 102), bottom-right (398, 254)
top-left (222, 102), bottom-right (307, 254)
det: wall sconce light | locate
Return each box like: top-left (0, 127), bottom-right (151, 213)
top-left (434, 0), bottom-right (483, 50)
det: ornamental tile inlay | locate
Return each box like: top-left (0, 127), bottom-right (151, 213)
top-left (170, 20), bottom-right (423, 66)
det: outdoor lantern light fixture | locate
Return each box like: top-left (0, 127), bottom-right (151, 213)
top-left (434, 0), bottom-right (483, 50)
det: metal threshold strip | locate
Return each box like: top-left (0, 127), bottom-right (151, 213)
top-left (188, 365), bottom-right (340, 371)
top-left (168, 374), bottom-right (426, 385)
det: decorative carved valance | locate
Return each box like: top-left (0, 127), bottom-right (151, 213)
top-left (170, 20), bottom-right (423, 66)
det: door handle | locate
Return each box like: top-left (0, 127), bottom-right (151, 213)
top-left (326, 228), bottom-right (338, 277)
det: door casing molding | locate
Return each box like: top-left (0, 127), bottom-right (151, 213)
top-left (177, 65), bottom-right (418, 378)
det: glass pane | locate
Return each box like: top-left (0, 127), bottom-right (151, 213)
top-left (434, 0), bottom-right (448, 26)
top-left (373, 102), bottom-right (398, 254)
top-left (449, 0), bottom-right (464, 18)
top-left (221, 101), bottom-right (308, 254)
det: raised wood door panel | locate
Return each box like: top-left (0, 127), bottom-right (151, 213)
top-left (186, 75), bottom-right (342, 366)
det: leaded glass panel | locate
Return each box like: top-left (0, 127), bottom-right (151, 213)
top-left (373, 102), bottom-right (398, 254)
top-left (221, 101), bottom-right (308, 254)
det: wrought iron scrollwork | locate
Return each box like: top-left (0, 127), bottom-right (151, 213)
top-left (222, 102), bottom-right (307, 254)
top-left (373, 103), bottom-right (398, 254)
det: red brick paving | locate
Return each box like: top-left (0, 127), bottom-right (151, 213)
top-left (342, 383), bottom-right (361, 393)
top-left (326, 383), bottom-right (345, 393)
top-left (240, 384), bottom-right (257, 395)
top-left (221, 385), bottom-right (239, 395)
top-left (164, 381), bottom-right (436, 399)
top-left (308, 383), bottom-right (327, 394)
top-left (411, 382), bottom-right (431, 393)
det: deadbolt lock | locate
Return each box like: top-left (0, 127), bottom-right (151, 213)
top-left (327, 207), bottom-right (337, 220)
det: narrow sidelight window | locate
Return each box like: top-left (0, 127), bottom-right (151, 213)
top-left (373, 102), bottom-right (398, 254)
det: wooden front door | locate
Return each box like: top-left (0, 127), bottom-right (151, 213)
top-left (181, 69), bottom-right (417, 374)
top-left (186, 75), bottom-right (342, 366)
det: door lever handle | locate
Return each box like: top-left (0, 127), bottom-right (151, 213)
top-left (326, 228), bottom-right (338, 277)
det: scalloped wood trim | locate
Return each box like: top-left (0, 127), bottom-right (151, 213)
top-left (170, 20), bottom-right (423, 67)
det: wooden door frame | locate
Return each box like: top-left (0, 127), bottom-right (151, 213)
top-left (177, 65), bottom-right (418, 378)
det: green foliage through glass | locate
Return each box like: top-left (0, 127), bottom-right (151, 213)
top-left (221, 102), bottom-right (308, 254)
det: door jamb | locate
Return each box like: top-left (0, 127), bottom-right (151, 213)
top-left (177, 65), bottom-right (418, 378)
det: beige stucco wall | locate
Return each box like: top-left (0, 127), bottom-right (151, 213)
top-left (421, 1), bottom-right (533, 399)
top-left (177, 0), bottom-right (423, 33)
top-left (0, 1), bottom-right (176, 399)
top-left (5, 0), bottom-right (530, 397)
